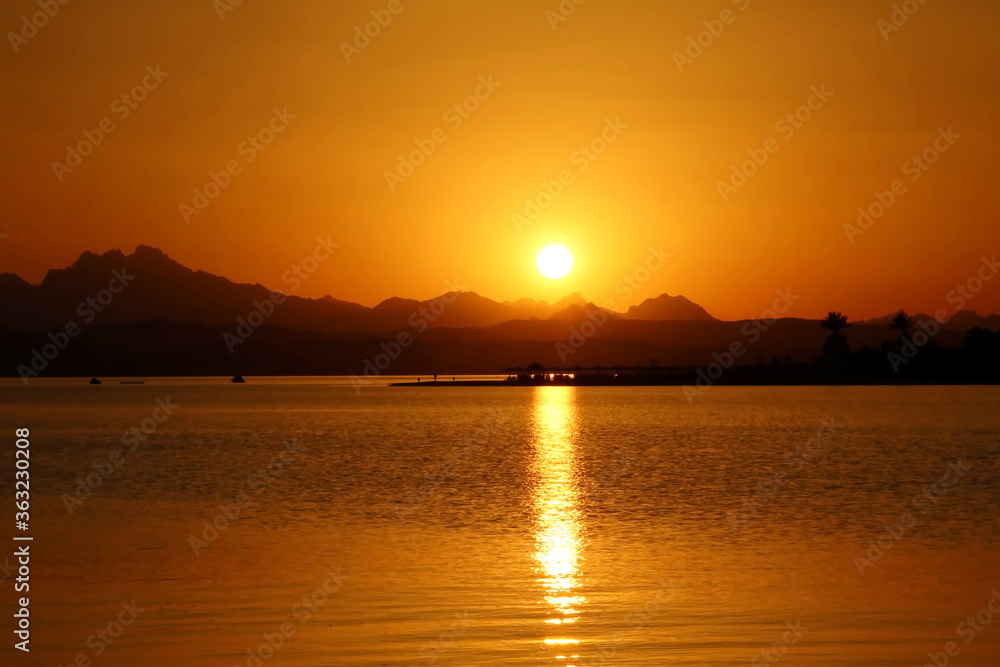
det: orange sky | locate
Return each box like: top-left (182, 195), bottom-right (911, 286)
top-left (2, 0), bottom-right (998, 320)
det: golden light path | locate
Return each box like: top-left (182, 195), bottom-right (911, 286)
top-left (531, 386), bottom-right (584, 665)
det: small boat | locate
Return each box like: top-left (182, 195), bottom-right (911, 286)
top-left (231, 374), bottom-right (246, 383)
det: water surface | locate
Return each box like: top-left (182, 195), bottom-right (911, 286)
top-left (2, 380), bottom-right (998, 666)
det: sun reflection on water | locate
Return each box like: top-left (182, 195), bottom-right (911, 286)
top-left (531, 385), bottom-right (584, 656)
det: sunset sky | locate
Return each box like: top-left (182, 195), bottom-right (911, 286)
top-left (2, 0), bottom-right (998, 320)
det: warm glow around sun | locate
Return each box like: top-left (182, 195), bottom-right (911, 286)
top-left (537, 245), bottom-right (574, 280)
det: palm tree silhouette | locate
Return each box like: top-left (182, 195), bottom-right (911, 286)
top-left (889, 311), bottom-right (914, 342)
top-left (820, 312), bottom-right (850, 336)
top-left (820, 311), bottom-right (850, 358)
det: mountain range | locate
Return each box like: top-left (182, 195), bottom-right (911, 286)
top-left (0, 245), bottom-right (717, 334)
top-left (1, 246), bottom-right (997, 377)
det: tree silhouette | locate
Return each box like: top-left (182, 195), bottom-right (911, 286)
top-left (820, 311), bottom-right (850, 358)
top-left (964, 326), bottom-right (994, 353)
top-left (963, 327), bottom-right (1000, 367)
top-left (820, 311), bottom-right (850, 336)
top-left (889, 311), bottom-right (914, 342)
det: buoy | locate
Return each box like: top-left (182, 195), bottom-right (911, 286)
top-left (89, 377), bottom-right (102, 385)
top-left (231, 374), bottom-right (246, 383)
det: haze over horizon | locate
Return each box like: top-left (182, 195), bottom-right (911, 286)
top-left (3, 0), bottom-right (999, 321)
top-left (6, 243), bottom-right (1000, 322)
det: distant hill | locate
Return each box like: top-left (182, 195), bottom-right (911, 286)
top-left (622, 294), bottom-right (716, 321)
top-left (2, 245), bottom-right (999, 379)
top-left (0, 245), bottom-right (394, 335)
top-left (0, 316), bottom-right (984, 379)
top-left (861, 310), bottom-right (1000, 331)
top-left (0, 246), bottom-right (719, 334)
top-left (549, 302), bottom-right (619, 321)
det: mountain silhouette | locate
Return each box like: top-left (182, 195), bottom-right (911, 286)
top-left (4, 246), bottom-right (999, 380)
top-left (623, 294), bottom-right (716, 321)
top-left (548, 302), bottom-right (618, 321)
top-left (0, 246), bottom-right (719, 334)
top-left (0, 245), bottom-right (394, 335)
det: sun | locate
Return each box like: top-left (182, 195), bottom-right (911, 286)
top-left (536, 244), bottom-right (573, 279)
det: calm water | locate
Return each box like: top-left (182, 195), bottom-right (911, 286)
top-left (2, 379), bottom-right (999, 666)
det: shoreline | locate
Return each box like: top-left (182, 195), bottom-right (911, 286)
top-left (2, 374), bottom-right (996, 387)
top-left (388, 378), bottom-right (999, 387)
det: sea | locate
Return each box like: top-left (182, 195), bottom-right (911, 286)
top-left (1, 378), bottom-right (998, 666)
